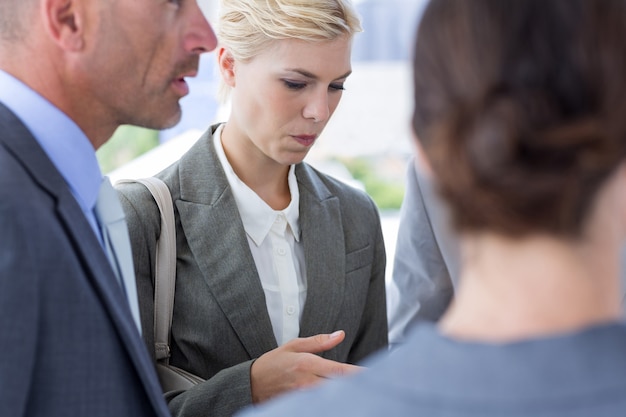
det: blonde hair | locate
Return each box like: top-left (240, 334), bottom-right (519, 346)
top-left (216, 0), bottom-right (362, 102)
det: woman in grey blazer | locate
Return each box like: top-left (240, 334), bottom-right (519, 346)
top-left (117, 1), bottom-right (388, 416)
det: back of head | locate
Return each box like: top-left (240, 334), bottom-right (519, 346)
top-left (412, 0), bottom-right (626, 238)
top-left (0, 1), bottom-right (33, 43)
top-left (216, 0), bottom-right (362, 101)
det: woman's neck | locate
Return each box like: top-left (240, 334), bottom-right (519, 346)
top-left (438, 232), bottom-right (623, 342)
top-left (220, 123), bottom-right (291, 210)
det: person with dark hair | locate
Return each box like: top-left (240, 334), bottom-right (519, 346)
top-left (0, 0), bottom-right (216, 415)
top-left (237, 0), bottom-right (626, 415)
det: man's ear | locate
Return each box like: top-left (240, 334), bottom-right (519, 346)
top-left (217, 46), bottom-right (236, 88)
top-left (42, 0), bottom-right (85, 51)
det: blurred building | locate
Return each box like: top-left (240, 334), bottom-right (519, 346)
top-left (352, 0), bottom-right (428, 62)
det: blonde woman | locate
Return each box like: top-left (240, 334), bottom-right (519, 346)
top-left (117, 1), bottom-right (387, 416)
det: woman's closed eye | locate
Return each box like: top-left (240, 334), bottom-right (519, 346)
top-left (283, 80), bottom-right (345, 92)
top-left (283, 80), bottom-right (307, 90)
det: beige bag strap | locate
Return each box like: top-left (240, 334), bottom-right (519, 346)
top-left (117, 177), bottom-right (175, 364)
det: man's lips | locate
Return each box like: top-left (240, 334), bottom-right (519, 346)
top-left (171, 71), bottom-right (198, 97)
top-left (171, 77), bottom-right (190, 96)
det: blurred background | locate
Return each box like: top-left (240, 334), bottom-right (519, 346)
top-left (97, 0), bottom-right (428, 279)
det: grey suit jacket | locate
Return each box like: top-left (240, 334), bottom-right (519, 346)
top-left (117, 124), bottom-right (388, 417)
top-left (0, 103), bottom-right (170, 417)
top-left (387, 157), bottom-right (459, 347)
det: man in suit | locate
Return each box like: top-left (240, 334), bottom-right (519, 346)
top-left (0, 0), bottom-right (216, 415)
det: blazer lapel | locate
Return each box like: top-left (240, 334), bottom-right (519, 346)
top-left (0, 104), bottom-right (168, 416)
top-left (296, 164), bottom-right (346, 339)
top-left (175, 127), bottom-right (278, 358)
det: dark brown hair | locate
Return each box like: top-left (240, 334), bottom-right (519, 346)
top-left (412, 0), bottom-right (626, 237)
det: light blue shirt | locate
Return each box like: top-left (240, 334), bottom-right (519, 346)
top-left (0, 70), bottom-right (142, 333)
top-left (0, 70), bottom-right (102, 239)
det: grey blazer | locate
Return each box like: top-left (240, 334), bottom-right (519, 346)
top-left (387, 157), bottom-right (459, 347)
top-left (0, 103), bottom-right (170, 417)
top-left (117, 124), bottom-right (388, 417)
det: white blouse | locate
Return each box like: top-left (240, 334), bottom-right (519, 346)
top-left (213, 124), bottom-right (307, 346)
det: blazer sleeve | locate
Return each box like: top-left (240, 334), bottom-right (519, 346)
top-left (117, 180), bottom-right (256, 417)
top-left (387, 158), bottom-right (459, 348)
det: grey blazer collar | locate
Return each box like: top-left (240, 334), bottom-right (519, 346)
top-left (174, 125), bottom-right (346, 353)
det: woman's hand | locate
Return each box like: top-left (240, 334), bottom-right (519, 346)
top-left (250, 330), bottom-right (362, 403)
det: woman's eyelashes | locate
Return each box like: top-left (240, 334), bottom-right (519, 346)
top-left (282, 80), bottom-right (346, 92)
top-left (283, 80), bottom-right (307, 90)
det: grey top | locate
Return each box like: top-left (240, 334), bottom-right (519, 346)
top-left (239, 321), bottom-right (626, 417)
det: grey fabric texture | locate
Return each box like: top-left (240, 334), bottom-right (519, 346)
top-left (239, 322), bottom-right (626, 417)
top-left (388, 158), bottom-right (458, 346)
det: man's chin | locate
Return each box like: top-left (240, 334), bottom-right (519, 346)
top-left (135, 108), bottom-right (183, 131)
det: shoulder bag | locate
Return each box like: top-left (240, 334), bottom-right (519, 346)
top-left (118, 177), bottom-right (204, 392)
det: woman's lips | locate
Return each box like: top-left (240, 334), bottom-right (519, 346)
top-left (293, 134), bottom-right (317, 147)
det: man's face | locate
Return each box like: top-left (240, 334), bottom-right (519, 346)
top-left (80, 0), bottom-right (217, 132)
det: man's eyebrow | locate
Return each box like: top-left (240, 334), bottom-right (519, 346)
top-left (285, 68), bottom-right (352, 81)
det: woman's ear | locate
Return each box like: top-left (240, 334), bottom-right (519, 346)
top-left (218, 46), bottom-right (236, 88)
top-left (41, 0), bottom-right (86, 51)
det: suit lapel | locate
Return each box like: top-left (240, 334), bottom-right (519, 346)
top-left (176, 127), bottom-right (278, 358)
top-left (55, 195), bottom-right (168, 413)
top-left (296, 164), bottom-right (346, 339)
top-left (0, 104), bottom-right (168, 416)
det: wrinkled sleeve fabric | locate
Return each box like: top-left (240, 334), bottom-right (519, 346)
top-left (387, 157), bottom-right (459, 348)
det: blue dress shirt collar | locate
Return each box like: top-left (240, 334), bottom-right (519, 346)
top-left (0, 70), bottom-right (102, 217)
